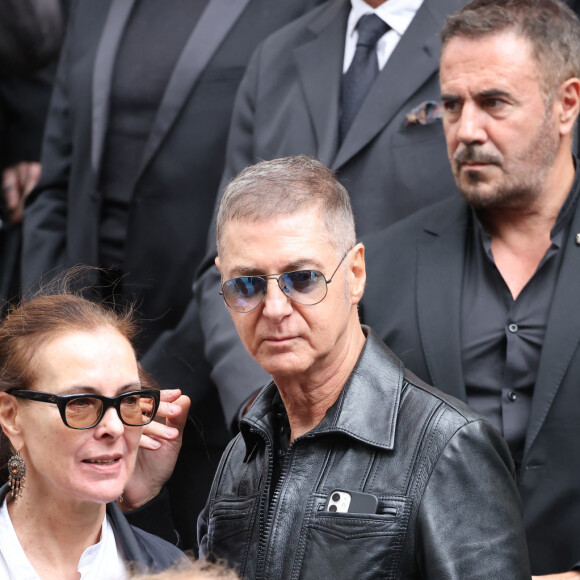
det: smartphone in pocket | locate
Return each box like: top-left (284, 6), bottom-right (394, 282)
top-left (325, 490), bottom-right (378, 514)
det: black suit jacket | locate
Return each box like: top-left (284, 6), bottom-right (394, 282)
top-left (361, 195), bottom-right (580, 575)
top-left (196, 0), bottom-right (470, 426)
top-left (22, 0), bottom-right (322, 353)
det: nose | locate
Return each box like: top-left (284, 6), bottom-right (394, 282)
top-left (95, 406), bottom-right (125, 439)
top-left (261, 277), bottom-right (293, 322)
top-left (454, 102), bottom-right (487, 145)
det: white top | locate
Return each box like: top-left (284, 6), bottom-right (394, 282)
top-left (344, 0), bottom-right (425, 72)
top-left (0, 499), bottom-right (128, 580)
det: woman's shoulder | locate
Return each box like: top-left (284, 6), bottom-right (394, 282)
top-left (107, 501), bottom-right (187, 573)
top-left (131, 526), bottom-right (188, 571)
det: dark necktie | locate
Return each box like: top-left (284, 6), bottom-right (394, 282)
top-left (340, 14), bottom-right (390, 142)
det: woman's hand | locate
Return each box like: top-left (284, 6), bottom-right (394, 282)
top-left (121, 389), bottom-right (190, 510)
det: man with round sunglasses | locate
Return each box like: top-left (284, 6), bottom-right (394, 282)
top-left (194, 155), bottom-right (530, 578)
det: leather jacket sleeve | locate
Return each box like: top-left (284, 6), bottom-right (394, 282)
top-left (416, 419), bottom-right (531, 579)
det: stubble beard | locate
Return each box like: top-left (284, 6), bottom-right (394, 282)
top-left (452, 110), bottom-right (559, 212)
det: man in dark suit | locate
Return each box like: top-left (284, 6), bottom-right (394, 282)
top-left (362, 0), bottom-right (580, 575)
top-left (195, 0), bottom-right (470, 428)
top-left (20, 0), bottom-right (325, 549)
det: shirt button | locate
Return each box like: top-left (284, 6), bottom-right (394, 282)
top-left (508, 391), bottom-right (518, 402)
top-left (508, 323), bottom-right (519, 333)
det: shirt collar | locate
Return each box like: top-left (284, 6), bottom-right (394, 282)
top-left (347, 0), bottom-right (424, 40)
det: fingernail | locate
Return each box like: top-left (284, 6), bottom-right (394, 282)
top-left (166, 427), bottom-right (178, 438)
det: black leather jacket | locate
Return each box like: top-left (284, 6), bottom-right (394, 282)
top-left (199, 328), bottom-right (531, 579)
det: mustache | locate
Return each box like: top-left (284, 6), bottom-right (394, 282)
top-left (453, 146), bottom-right (502, 167)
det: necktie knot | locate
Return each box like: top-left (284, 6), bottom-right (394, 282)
top-left (356, 13), bottom-right (389, 49)
top-left (339, 13), bottom-right (390, 142)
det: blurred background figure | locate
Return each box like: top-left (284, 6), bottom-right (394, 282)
top-left (0, 290), bottom-right (187, 578)
top-left (21, 0), bottom-right (326, 550)
top-left (131, 559), bottom-right (239, 580)
top-left (0, 0), bottom-right (67, 313)
top-left (0, 0), bottom-right (64, 76)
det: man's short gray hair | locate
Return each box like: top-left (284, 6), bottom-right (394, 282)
top-left (441, 0), bottom-right (580, 100)
top-left (216, 156), bottom-right (356, 258)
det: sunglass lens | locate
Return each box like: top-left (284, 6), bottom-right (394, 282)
top-left (283, 270), bottom-right (326, 303)
top-left (223, 277), bottom-right (267, 312)
top-left (121, 393), bottom-right (156, 426)
top-left (65, 397), bottom-right (102, 429)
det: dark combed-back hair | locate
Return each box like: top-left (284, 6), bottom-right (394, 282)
top-left (0, 272), bottom-right (141, 468)
top-left (441, 0), bottom-right (580, 99)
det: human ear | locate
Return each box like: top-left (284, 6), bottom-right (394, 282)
top-left (0, 393), bottom-right (24, 451)
top-left (556, 77), bottom-right (580, 136)
top-left (215, 256), bottom-right (222, 274)
top-left (349, 243), bottom-right (366, 306)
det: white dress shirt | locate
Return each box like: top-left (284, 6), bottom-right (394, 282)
top-left (343, 0), bottom-right (425, 72)
top-left (0, 499), bottom-right (128, 580)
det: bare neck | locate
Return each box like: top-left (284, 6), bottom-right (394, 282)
top-left (478, 154), bottom-right (575, 299)
top-left (274, 318), bottom-right (366, 443)
top-left (8, 483), bottom-right (105, 579)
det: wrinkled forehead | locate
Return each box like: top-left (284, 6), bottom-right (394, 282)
top-left (218, 212), bottom-right (337, 276)
top-left (440, 32), bottom-right (543, 95)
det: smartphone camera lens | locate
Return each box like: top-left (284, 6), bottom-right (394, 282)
top-left (329, 505), bottom-right (337, 512)
top-left (332, 493), bottom-right (340, 502)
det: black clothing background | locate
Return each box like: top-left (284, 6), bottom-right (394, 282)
top-left (99, 0), bottom-right (209, 266)
top-left (0, 0), bottom-right (63, 77)
top-left (0, 0), bottom-right (68, 309)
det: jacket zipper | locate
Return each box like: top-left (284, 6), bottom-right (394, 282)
top-left (250, 427), bottom-right (275, 579)
top-left (255, 435), bottom-right (294, 579)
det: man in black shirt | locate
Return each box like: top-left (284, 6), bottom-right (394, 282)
top-left (362, 0), bottom-right (580, 576)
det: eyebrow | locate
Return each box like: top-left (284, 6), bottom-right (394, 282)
top-left (58, 383), bottom-right (142, 396)
top-left (231, 259), bottom-right (325, 277)
top-left (441, 89), bottom-right (512, 102)
top-left (477, 89), bottom-right (512, 99)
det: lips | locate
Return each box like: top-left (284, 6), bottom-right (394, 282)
top-left (460, 162), bottom-right (490, 170)
top-left (82, 455), bottom-right (121, 465)
top-left (263, 335), bottom-right (296, 343)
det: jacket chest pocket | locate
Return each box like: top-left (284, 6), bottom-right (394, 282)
top-left (294, 494), bottom-right (413, 580)
top-left (205, 495), bottom-right (258, 570)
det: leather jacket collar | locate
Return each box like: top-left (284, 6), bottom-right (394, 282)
top-left (240, 325), bottom-right (403, 451)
